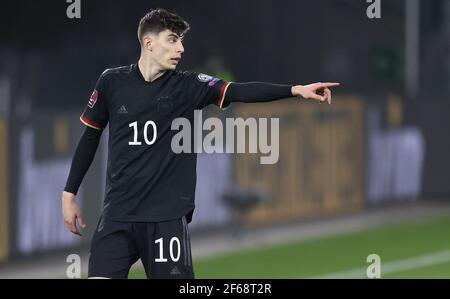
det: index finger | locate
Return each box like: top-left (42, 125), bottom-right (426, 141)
top-left (321, 82), bottom-right (340, 87)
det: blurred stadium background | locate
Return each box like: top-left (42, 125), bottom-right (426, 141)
top-left (1, 0), bottom-right (450, 279)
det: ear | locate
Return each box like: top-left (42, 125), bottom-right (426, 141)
top-left (142, 35), bottom-right (153, 51)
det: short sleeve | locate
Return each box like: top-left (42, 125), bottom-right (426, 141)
top-left (184, 72), bottom-right (231, 110)
top-left (80, 71), bottom-right (110, 130)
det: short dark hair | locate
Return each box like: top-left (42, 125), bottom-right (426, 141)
top-left (138, 8), bottom-right (190, 45)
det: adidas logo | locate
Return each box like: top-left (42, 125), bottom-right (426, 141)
top-left (117, 105), bottom-right (128, 114)
top-left (170, 266), bottom-right (181, 275)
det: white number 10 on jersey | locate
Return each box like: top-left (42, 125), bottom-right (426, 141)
top-left (128, 121), bottom-right (157, 146)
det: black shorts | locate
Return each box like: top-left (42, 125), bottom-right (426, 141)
top-left (88, 216), bottom-right (194, 279)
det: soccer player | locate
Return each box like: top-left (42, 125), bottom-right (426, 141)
top-left (62, 8), bottom-right (340, 279)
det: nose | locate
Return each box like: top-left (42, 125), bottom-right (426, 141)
top-left (177, 41), bottom-right (184, 54)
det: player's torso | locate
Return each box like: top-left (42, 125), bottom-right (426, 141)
top-left (94, 65), bottom-right (217, 220)
top-left (103, 68), bottom-right (197, 192)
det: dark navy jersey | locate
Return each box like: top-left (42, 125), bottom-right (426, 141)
top-left (80, 64), bottom-right (231, 222)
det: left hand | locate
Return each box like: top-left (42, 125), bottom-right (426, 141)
top-left (291, 82), bottom-right (340, 104)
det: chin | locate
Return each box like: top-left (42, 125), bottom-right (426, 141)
top-left (164, 62), bottom-right (177, 70)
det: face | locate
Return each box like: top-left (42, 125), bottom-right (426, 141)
top-left (143, 29), bottom-right (185, 70)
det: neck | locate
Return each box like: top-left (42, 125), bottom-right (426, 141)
top-left (138, 56), bottom-right (166, 82)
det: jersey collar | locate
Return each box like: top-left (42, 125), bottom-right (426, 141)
top-left (132, 63), bottom-right (171, 84)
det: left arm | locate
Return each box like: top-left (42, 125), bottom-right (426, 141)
top-left (222, 81), bottom-right (340, 107)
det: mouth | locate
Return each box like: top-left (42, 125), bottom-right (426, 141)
top-left (170, 57), bottom-right (181, 64)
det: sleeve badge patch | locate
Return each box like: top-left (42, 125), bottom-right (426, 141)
top-left (197, 73), bottom-right (214, 83)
